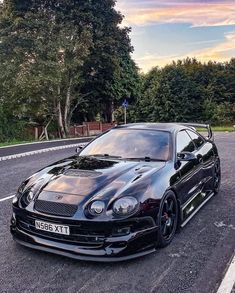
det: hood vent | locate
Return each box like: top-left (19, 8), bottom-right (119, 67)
top-left (64, 169), bottom-right (102, 178)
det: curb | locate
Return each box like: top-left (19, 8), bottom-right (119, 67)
top-left (217, 253), bottom-right (235, 293)
top-left (0, 136), bottom-right (94, 150)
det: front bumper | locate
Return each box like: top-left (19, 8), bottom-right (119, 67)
top-left (11, 211), bottom-right (158, 262)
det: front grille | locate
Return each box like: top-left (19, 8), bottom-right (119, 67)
top-left (34, 200), bottom-right (78, 217)
top-left (16, 215), bottom-right (107, 247)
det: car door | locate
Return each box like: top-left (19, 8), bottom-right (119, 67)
top-left (186, 130), bottom-right (215, 194)
top-left (176, 130), bottom-right (203, 204)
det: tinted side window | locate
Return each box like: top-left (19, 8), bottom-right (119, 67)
top-left (187, 130), bottom-right (204, 149)
top-left (177, 131), bottom-right (195, 153)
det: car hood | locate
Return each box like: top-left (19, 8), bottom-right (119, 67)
top-left (27, 156), bottom-right (165, 208)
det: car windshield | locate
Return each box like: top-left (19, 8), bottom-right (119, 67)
top-left (80, 129), bottom-right (171, 161)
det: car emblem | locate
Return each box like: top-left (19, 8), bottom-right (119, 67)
top-left (55, 195), bottom-right (63, 200)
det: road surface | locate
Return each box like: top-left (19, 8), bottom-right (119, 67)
top-left (0, 137), bottom-right (93, 158)
top-left (0, 133), bottom-right (234, 293)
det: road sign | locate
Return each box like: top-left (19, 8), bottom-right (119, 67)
top-left (122, 99), bottom-right (129, 109)
top-left (122, 99), bottom-right (129, 124)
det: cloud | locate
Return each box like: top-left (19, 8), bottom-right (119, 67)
top-left (134, 53), bottom-right (177, 71)
top-left (187, 31), bottom-right (235, 60)
top-left (117, 1), bottom-right (235, 27)
top-left (134, 31), bottom-right (235, 72)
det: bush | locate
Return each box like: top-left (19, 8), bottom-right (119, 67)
top-left (215, 102), bottom-right (235, 125)
top-left (0, 107), bottom-right (33, 142)
top-left (202, 100), bottom-right (235, 125)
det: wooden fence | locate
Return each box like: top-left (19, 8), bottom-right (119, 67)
top-left (33, 122), bottom-right (116, 140)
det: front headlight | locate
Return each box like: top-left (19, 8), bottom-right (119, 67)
top-left (12, 182), bottom-right (26, 204)
top-left (18, 178), bottom-right (45, 207)
top-left (89, 201), bottom-right (105, 216)
top-left (113, 196), bottom-right (139, 216)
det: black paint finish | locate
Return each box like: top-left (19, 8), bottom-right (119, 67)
top-left (10, 123), bottom-right (220, 261)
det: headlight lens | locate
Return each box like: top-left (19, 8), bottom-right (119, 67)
top-left (113, 197), bottom-right (139, 216)
top-left (26, 190), bottom-right (34, 202)
top-left (19, 178), bottom-right (45, 207)
top-left (12, 182), bottom-right (26, 204)
top-left (89, 201), bottom-right (105, 215)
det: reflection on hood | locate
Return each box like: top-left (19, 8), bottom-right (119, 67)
top-left (30, 156), bottom-right (166, 207)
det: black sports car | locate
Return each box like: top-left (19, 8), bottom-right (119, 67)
top-left (11, 123), bottom-right (221, 261)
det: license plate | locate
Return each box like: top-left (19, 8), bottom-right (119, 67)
top-left (35, 220), bottom-right (70, 235)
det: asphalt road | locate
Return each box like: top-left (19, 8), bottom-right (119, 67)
top-left (0, 133), bottom-right (234, 293)
top-left (0, 137), bottom-right (93, 158)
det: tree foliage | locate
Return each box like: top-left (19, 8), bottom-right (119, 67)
top-left (134, 58), bottom-right (235, 125)
top-left (77, 0), bottom-right (141, 123)
top-left (0, 1), bottom-right (234, 143)
top-left (0, 0), bottom-right (140, 140)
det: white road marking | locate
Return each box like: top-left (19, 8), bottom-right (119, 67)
top-left (0, 194), bottom-right (15, 202)
top-left (217, 254), bottom-right (235, 293)
top-left (169, 253), bottom-right (181, 258)
top-left (0, 137), bottom-right (93, 149)
top-left (0, 143), bottom-right (85, 162)
top-left (214, 221), bottom-right (235, 230)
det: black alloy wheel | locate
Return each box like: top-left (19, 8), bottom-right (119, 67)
top-left (157, 191), bottom-right (178, 248)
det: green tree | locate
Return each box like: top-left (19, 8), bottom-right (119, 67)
top-left (135, 68), bottom-right (161, 122)
top-left (0, 0), bottom-right (93, 138)
top-left (138, 62), bottom-right (204, 123)
top-left (0, 0), bottom-right (140, 138)
top-left (136, 58), bottom-right (235, 125)
top-left (80, 0), bottom-right (140, 122)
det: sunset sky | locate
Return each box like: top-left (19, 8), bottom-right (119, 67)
top-left (116, 0), bottom-right (235, 72)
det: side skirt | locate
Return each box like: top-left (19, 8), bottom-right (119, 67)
top-left (180, 191), bottom-right (215, 228)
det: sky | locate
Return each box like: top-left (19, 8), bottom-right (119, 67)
top-left (116, 0), bottom-right (235, 72)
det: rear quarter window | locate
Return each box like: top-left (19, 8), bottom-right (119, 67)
top-left (177, 130), bottom-right (195, 153)
top-left (187, 130), bottom-right (205, 149)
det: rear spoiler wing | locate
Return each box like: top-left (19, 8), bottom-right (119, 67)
top-left (178, 123), bottom-right (214, 141)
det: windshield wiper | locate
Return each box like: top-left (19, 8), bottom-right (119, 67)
top-left (88, 154), bottom-right (123, 159)
top-left (123, 157), bottom-right (165, 162)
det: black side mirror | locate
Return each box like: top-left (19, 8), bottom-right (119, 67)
top-left (177, 152), bottom-right (196, 162)
top-left (75, 146), bottom-right (84, 153)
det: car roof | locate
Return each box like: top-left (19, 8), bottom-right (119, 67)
top-left (115, 123), bottom-right (190, 133)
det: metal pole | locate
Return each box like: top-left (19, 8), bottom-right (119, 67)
top-left (124, 107), bottom-right (127, 124)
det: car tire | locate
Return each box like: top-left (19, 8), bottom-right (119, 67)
top-left (156, 191), bottom-right (178, 248)
top-left (213, 159), bottom-right (221, 195)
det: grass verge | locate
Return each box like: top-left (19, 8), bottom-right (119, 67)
top-left (197, 126), bottom-right (234, 132)
top-left (0, 140), bottom-right (34, 147)
top-left (211, 126), bottom-right (234, 132)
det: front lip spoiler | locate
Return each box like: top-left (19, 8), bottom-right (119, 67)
top-left (11, 220), bottom-right (158, 262)
top-left (14, 237), bottom-right (156, 262)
